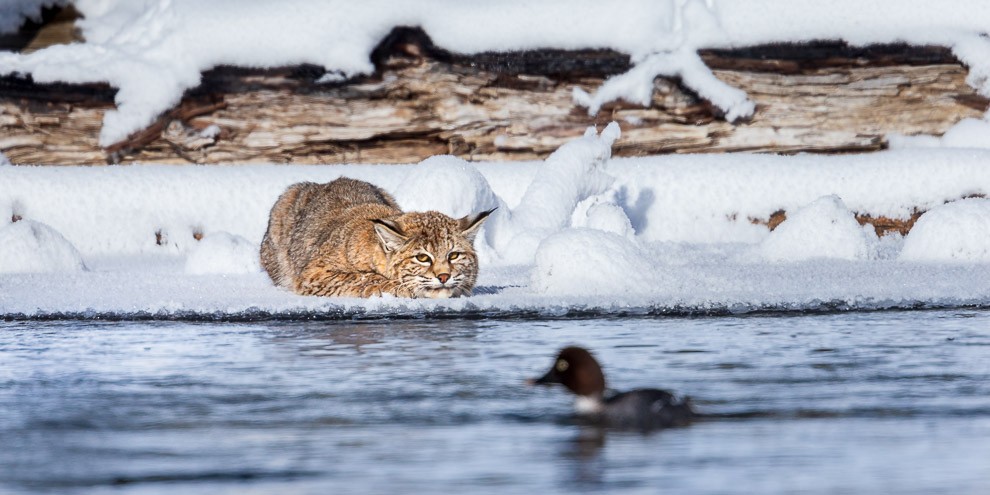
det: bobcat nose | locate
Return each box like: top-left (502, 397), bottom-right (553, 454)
top-left (437, 273), bottom-right (450, 284)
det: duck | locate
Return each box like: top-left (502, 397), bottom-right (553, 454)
top-left (529, 346), bottom-right (695, 430)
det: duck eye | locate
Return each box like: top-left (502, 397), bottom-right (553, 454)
top-left (448, 252), bottom-right (460, 261)
top-left (415, 254), bottom-right (432, 263)
top-left (556, 359), bottom-right (569, 372)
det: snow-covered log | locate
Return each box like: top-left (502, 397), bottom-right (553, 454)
top-left (0, 15), bottom-right (987, 165)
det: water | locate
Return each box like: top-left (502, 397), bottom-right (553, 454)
top-left (2, 310), bottom-right (989, 494)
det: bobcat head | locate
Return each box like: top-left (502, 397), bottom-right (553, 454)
top-left (372, 208), bottom-right (494, 299)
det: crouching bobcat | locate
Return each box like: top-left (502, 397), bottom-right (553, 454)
top-left (260, 178), bottom-right (493, 298)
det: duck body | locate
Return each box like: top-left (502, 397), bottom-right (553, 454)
top-left (599, 388), bottom-right (694, 429)
top-left (531, 346), bottom-right (696, 430)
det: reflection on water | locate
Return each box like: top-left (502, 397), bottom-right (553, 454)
top-left (1, 311), bottom-right (989, 494)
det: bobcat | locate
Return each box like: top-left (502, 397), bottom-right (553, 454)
top-left (260, 177), bottom-right (493, 298)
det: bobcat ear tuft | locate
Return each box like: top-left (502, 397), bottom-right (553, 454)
top-left (372, 219), bottom-right (407, 252)
top-left (458, 207), bottom-right (496, 242)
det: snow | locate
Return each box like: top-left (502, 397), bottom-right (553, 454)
top-left (900, 198), bottom-right (990, 262)
top-left (890, 117), bottom-right (990, 150)
top-left (611, 150), bottom-right (990, 245)
top-left (3, 1), bottom-right (990, 145)
top-left (393, 155), bottom-right (503, 220)
top-left (486, 123), bottom-right (619, 264)
top-left (4, 125), bottom-right (990, 318)
top-left (0, 220), bottom-right (86, 274)
top-left (184, 232), bottom-right (261, 275)
top-left (573, 48), bottom-right (755, 121)
top-left (754, 196), bottom-right (878, 262)
top-left (940, 118), bottom-right (990, 149)
top-left (573, 199), bottom-right (635, 238)
top-left (532, 228), bottom-right (655, 297)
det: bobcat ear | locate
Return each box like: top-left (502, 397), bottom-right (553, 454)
top-left (372, 219), bottom-right (407, 252)
top-left (458, 207), bottom-right (496, 242)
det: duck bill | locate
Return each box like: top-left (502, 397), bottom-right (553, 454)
top-left (528, 368), bottom-right (560, 386)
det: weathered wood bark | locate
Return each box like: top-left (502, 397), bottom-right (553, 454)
top-left (1, 26), bottom-right (988, 165)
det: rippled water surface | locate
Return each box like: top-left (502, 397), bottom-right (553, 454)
top-left (2, 310), bottom-right (990, 494)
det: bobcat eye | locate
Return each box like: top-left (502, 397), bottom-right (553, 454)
top-left (415, 254), bottom-right (432, 263)
top-left (448, 252), bottom-right (461, 261)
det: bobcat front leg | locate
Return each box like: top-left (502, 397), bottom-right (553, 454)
top-left (296, 269), bottom-right (413, 298)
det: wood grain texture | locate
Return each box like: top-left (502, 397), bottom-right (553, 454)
top-left (1, 33), bottom-right (987, 166)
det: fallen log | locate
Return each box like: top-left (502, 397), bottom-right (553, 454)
top-left (1, 22), bottom-right (987, 165)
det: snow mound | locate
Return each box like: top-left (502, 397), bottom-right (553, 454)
top-left (755, 195), bottom-right (877, 262)
top-left (492, 123), bottom-right (620, 264)
top-left (184, 232), bottom-right (261, 275)
top-left (900, 198), bottom-right (990, 262)
top-left (0, 220), bottom-right (86, 273)
top-left (572, 198), bottom-right (635, 238)
top-left (532, 228), bottom-right (656, 296)
top-left (394, 155), bottom-right (504, 218)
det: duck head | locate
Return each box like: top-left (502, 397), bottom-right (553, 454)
top-left (529, 346), bottom-right (607, 399)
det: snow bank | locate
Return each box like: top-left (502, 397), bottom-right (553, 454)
top-left (4, 1), bottom-right (990, 146)
top-left (0, 163), bottom-right (408, 257)
top-left (0, 220), bottom-right (86, 273)
top-left (184, 232), bottom-right (261, 275)
top-left (4, 146), bottom-right (990, 262)
top-left (611, 149), bottom-right (990, 245)
top-left (754, 195), bottom-right (877, 262)
top-left (900, 198), bottom-right (990, 262)
top-left (4, 129), bottom-right (990, 316)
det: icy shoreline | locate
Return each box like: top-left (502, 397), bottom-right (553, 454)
top-left (4, 127), bottom-right (990, 319)
top-left (6, 280), bottom-right (990, 321)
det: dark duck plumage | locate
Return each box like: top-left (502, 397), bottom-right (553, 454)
top-left (529, 346), bottom-right (695, 430)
